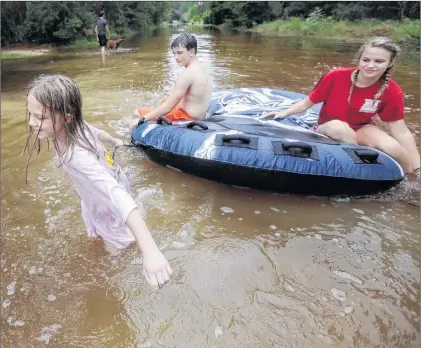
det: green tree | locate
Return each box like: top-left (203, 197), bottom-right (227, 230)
top-left (1, 1), bottom-right (172, 45)
top-left (1, 2), bottom-right (28, 44)
top-left (24, 2), bottom-right (95, 43)
top-left (207, 1), bottom-right (420, 27)
top-left (209, 2), bottom-right (271, 28)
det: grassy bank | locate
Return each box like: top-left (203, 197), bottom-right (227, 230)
top-left (61, 39), bottom-right (100, 50)
top-left (253, 18), bottom-right (420, 42)
top-left (0, 49), bottom-right (51, 60)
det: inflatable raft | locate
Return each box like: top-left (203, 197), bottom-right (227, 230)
top-left (130, 88), bottom-right (404, 196)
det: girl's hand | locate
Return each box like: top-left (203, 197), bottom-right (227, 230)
top-left (273, 111), bottom-right (289, 120)
top-left (142, 248), bottom-right (173, 288)
top-left (261, 111), bottom-right (288, 120)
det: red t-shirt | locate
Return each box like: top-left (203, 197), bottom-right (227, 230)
top-left (308, 68), bottom-right (404, 130)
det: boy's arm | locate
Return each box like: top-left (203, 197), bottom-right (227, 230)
top-left (106, 23), bottom-right (110, 37)
top-left (95, 24), bottom-right (99, 41)
top-left (142, 72), bottom-right (192, 121)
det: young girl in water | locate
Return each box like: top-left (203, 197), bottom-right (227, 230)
top-left (24, 74), bottom-right (172, 288)
top-left (267, 36), bottom-right (420, 177)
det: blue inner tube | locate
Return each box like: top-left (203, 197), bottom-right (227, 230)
top-left (131, 88), bottom-right (404, 196)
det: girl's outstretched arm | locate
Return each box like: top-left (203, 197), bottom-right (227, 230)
top-left (265, 97), bottom-right (314, 119)
top-left (86, 123), bottom-right (123, 148)
top-left (126, 208), bottom-right (173, 288)
top-left (96, 129), bottom-right (123, 148)
top-left (69, 147), bottom-right (172, 288)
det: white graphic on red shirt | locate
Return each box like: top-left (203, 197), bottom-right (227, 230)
top-left (359, 99), bottom-right (381, 113)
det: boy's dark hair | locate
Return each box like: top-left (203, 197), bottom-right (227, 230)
top-left (99, 10), bottom-right (105, 17)
top-left (170, 33), bottom-right (197, 54)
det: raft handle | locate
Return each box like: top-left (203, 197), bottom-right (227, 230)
top-left (187, 121), bottom-right (209, 130)
top-left (222, 134), bottom-right (251, 144)
top-left (282, 142), bottom-right (313, 154)
top-left (342, 147), bottom-right (381, 164)
top-left (136, 116), bottom-right (146, 127)
top-left (272, 141), bottom-right (319, 160)
top-left (354, 149), bottom-right (379, 163)
top-left (157, 115), bottom-right (173, 125)
top-left (215, 134), bottom-right (258, 149)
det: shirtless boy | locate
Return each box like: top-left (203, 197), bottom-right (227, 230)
top-left (130, 33), bottom-right (212, 130)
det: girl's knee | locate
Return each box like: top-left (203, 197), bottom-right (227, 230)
top-left (319, 120), bottom-right (356, 143)
top-left (321, 120), bottom-right (348, 133)
top-left (328, 120), bottom-right (348, 128)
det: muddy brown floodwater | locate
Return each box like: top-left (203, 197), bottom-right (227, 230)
top-left (1, 27), bottom-right (420, 347)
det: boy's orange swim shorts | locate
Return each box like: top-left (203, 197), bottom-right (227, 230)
top-left (137, 98), bottom-right (194, 121)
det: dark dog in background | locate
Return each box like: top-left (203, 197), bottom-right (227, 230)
top-left (106, 38), bottom-right (124, 50)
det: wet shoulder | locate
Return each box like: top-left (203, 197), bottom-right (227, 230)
top-left (177, 69), bottom-right (194, 84)
top-left (189, 63), bottom-right (210, 78)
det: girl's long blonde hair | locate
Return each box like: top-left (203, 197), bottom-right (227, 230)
top-left (24, 74), bottom-right (98, 181)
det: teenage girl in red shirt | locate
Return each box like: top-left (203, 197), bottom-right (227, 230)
top-left (267, 37), bottom-right (420, 177)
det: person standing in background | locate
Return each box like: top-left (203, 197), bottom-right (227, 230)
top-left (95, 10), bottom-right (110, 57)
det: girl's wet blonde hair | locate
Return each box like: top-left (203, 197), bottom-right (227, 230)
top-left (348, 37), bottom-right (401, 104)
top-left (24, 74), bottom-right (98, 182)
